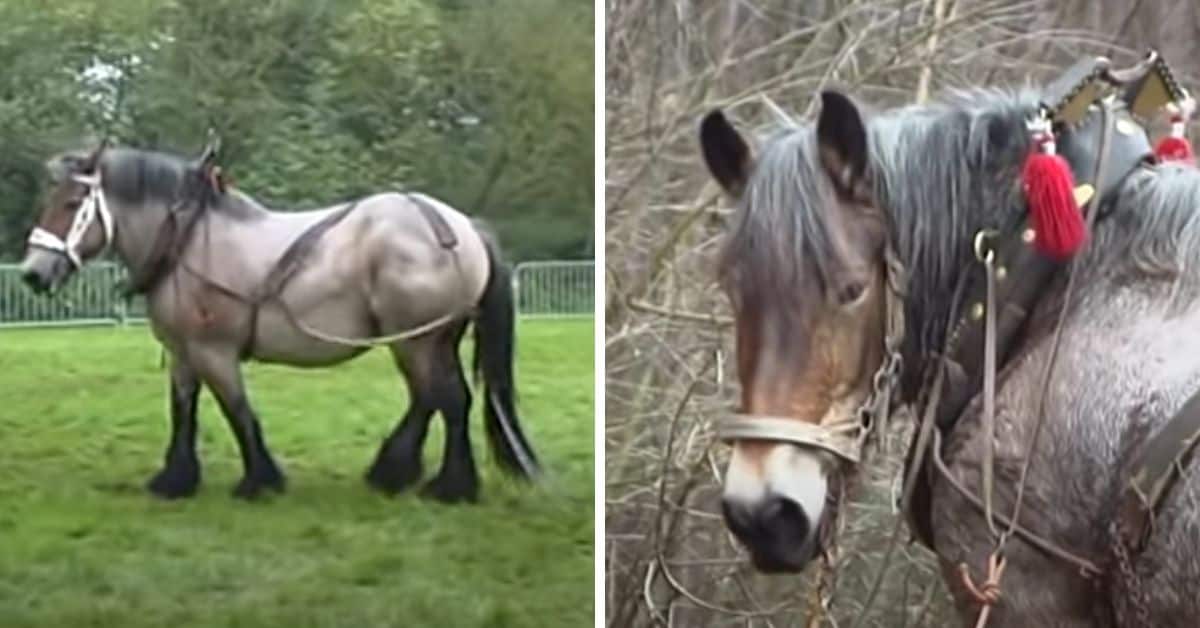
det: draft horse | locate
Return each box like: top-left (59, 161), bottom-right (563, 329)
top-left (20, 141), bottom-right (539, 503)
top-left (701, 52), bottom-right (1200, 626)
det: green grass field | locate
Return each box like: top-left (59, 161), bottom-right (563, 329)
top-left (0, 319), bottom-right (594, 628)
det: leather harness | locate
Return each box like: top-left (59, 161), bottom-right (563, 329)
top-left (128, 178), bottom-right (459, 357)
top-left (716, 51), bottom-right (1200, 603)
top-left (898, 52), bottom-right (1200, 587)
top-left (238, 193), bottom-right (458, 357)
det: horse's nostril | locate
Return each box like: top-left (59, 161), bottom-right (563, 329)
top-left (722, 494), bottom-right (810, 543)
top-left (721, 498), bottom-right (755, 538)
top-left (21, 269), bottom-right (41, 288)
top-left (723, 494), bottom-right (815, 572)
top-left (760, 494), bottom-right (786, 521)
top-left (760, 495), bottom-right (810, 541)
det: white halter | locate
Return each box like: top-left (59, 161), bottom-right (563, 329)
top-left (27, 172), bottom-right (114, 269)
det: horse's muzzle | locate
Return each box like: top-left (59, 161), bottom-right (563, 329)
top-left (19, 250), bottom-right (67, 294)
top-left (722, 493), bottom-right (817, 573)
top-left (21, 267), bottom-right (50, 293)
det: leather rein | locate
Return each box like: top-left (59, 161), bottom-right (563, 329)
top-left (920, 99), bottom-right (1117, 579)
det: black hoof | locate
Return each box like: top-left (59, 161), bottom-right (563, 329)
top-left (365, 456), bottom-right (423, 494)
top-left (232, 465), bottom-right (287, 500)
top-left (419, 472), bottom-right (479, 504)
top-left (146, 461), bottom-right (201, 499)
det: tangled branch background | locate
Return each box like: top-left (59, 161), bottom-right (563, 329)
top-left (604, 1), bottom-right (1200, 625)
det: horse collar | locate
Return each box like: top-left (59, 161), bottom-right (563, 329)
top-left (903, 99), bottom-right (1136, 554)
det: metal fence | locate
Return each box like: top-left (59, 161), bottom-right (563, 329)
top-left (514, 260), bottom-right (594, 318)
top-left (0, 259), bottom-right (593, 328)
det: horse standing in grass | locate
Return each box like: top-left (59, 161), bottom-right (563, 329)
top-left (700, 58), bottom-right (1200, 626)
top-left (20, 142), bottom-right (539, 503)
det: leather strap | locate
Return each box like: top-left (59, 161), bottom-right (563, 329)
top-left (907, 98), bottom-right (1135, 553)
top-left (1117, 386), bottom-right (1200, 550)
top-left (980, 245), bottom-right (999, 535)
top-left (27, 173), bottom-right (115, 270)
top-left (124, 203), bottom-right (207, 295)
top-left (241, 199), bottom-right (361, 358)
top-left (716, 415), bottom-right (865, 463)
top-left (240, 192), bottom-right (458, 358)
top-left (933, 103), bottom-right (1152, 433)
top-left (1057, 105), bottom-right (1154, 202)
top-left (124, 168), bottom-right (225, 296)
top-left (409, 193), bottom-right (458, 249)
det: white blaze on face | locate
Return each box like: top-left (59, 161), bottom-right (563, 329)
top-left (722, 443), bottom-right (828, 526)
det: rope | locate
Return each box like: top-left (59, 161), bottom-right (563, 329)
top-left (929, 430), bottom-right (1101, 575)
top-left (284, 307), bottom-right (464, 347)
top-left (960, 552), bottom-right (1007, 628)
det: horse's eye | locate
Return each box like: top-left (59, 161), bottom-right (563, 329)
top-left (65, 199), bottom-right (82, 211)
top-left (836, 280), bottom-right (867, 306)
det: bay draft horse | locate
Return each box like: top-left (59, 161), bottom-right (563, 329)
top-left (20, 142), bottom-right (540, 503)
top-left (700, 73), bottom-right (1200, 625)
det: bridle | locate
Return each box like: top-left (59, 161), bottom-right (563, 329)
top-left (27, 172), bottom-right (114, 270)
top-left (715, 245), bottom-right (908, 464)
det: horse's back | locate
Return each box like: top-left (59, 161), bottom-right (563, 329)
top-left (355, 192), bottom-right (484, 264)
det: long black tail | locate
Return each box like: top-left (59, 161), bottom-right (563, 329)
top-left (473, 225), bottom-right (540, 478)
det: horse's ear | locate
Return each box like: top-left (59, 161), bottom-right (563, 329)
top-left (84, 138), bottom-right (109, 172)
top-left (816, 91), bottom-right (869, 194)
top-left (45, 157), bottom-right (72, 182)
top-left (197, 129), bottom-right (221, 169)
top-left (193, 129), bottom-right (227, 194)
top-left (45, 153), bottom-right (87, 182)
top-left (700, 110), bottom-right (752, 196)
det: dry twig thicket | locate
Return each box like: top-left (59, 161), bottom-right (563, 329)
top-left (605, 1), bottom-right (1200, 626)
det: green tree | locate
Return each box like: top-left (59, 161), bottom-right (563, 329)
top-left (0, 0), bottom-right (594, 262)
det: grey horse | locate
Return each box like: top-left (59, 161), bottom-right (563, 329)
top-left (699, 86), bottom-right (1200, 625)
top-left (20, 142), bottom-right (540, 503)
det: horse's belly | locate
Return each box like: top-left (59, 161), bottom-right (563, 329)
top-left (250, 302), bottom-right (371, 366)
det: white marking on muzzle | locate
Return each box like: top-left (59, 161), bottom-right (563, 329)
top-left (723, 443), bottom-right (828, 524)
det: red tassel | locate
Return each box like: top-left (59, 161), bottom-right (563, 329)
top-left (1155, 113), bottom-right (1194, 163)
top-left (1021, 141), bottom-right (1086, 260)
top-left (1155, 136), bottom-right (1194, 162)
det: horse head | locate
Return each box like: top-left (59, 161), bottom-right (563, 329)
top-left (701, 51), bottom-right (1193, 575)
top-left (701, 92), bottom-right (892, 572)
top-left (21, 139), bottom-right (112, 292)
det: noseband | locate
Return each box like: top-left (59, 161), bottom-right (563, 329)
top-left (716, 246), bottom-right (908, 464)
top-left (27, 173), bottom-right (114, 269)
